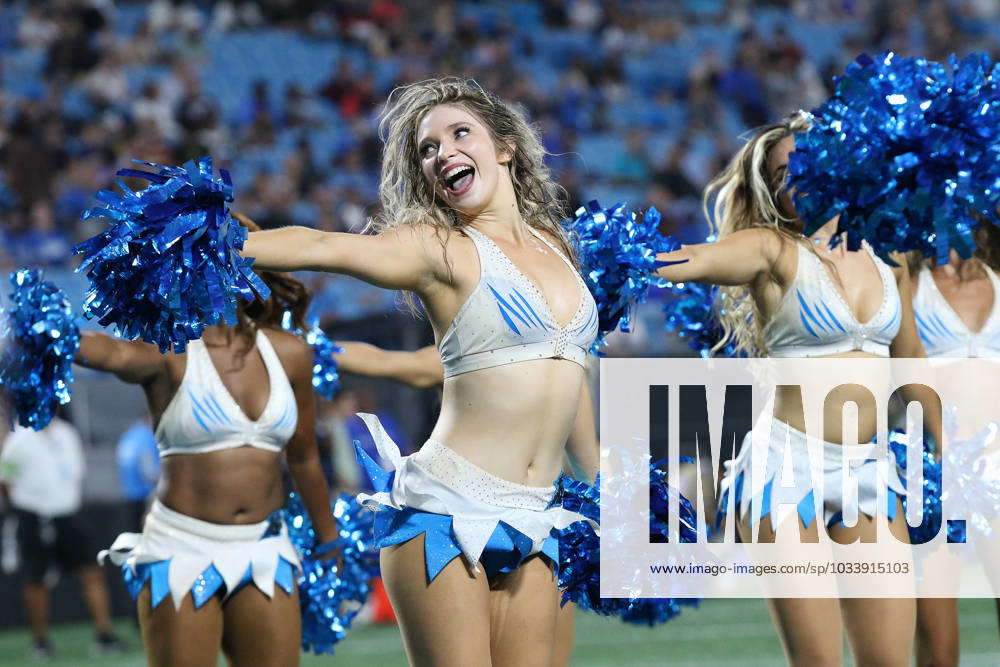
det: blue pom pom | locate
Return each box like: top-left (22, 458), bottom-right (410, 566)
top-left (74, 157), bottom-right (270, 353)
top-left (282, 313), bottom-right (342, 400)
top-left (553, 463), bottom-right (700, 625)
top-left (649, 458), bottom-right (699, 545)
top-left (283, 492), bottom-right (378, 654)
top-left (568, 201), bottom-right (683, 351)
top-left (887, 430), bottom-right (958, 543)
top-left (661, 278), bottom-right (744, 358)
top-left (789, 52), bottom-right (1000, 262)
top-left (0, 269), bottom-right (80, 430)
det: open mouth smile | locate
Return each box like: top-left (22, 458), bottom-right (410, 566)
top-left (441, 163), bottom-right (475, 196)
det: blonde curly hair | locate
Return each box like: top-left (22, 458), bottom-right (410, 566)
top-left (704, 113), bottom-right (814, 356)
top-left (372, 77), bottom-right (576, 265)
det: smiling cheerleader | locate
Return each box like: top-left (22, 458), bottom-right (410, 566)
top-left (237, 78), bottom-right (604, 666)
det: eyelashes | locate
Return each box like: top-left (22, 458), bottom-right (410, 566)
top-left (419, 127), bottom-right (471, 158)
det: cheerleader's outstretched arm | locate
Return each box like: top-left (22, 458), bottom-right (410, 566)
top-left (654, 228), bottom-right (783, 287)
top-left (337, 343), bottom-right (443, 389)
top-left (236, 213), bottom-right (444, 292)
top-left (75, 331), bottom-right (165, 385)
top-left (282, 336), bottom-right (339, 544)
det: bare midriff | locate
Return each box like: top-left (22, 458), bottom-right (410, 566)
top-left (158, 447), bottom-right (284, 524)
top-left (773, 350), bottom-right (886, 444)
top-left (430, 357), bottom-right (585, 487)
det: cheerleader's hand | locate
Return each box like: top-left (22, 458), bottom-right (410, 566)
top-left (314, 539), bottom-right (345, 572)
top-left (231, 211), bottom-right (257, 229)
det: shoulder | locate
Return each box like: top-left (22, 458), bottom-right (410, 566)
top-left (260, 328), bottom-right (312, 376)
top-left (382, 222), bottom-right (476, 285)
top-left (724, 227), bottom-right (791, 253)
top-left (726, 227), bottom-right (797, 274)
top-left (378, 222), bottom-right (473, 254)
top-left (756, 227), bottom-right (793, 249)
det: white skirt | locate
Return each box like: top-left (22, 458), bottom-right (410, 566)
top-left (355, 413), bottom-right (589, 576)
top-left (99, 500), bottom-right (301, 610)
top-left (719, 417), bottom-right (907, 532)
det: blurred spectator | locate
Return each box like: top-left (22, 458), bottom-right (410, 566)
top-left (3, 106), bottom-right (58, 207)
top-left (81, 52), bottom-right (129, 109)
top-left (718, 31), bottom-right (771, 127)
top-left (210, 1), bottom-right (265, 32)
top-left (119, 20), bottom-right (159, 66)
top-left (569, 0), bottom-right (603, 30)
top-left (45, 12), bottom-right (102, 80)
top-left (284, 139), bottom-right (323, 196)
top-left (176, 75), bottom-right (218, 135)
top-left (0, 417), bottom-right (125, 658)
top-left (6, 200), bottom-right (73, 269)
top-left (318, 61), bottom-right (375, 119)
top-left (149, 0), bottom-right (204, 33)
top-left (609, 130), bottom-right (653, 183)
top-left (132, 82), bottom-right (180, 142)
top-left (239, 79), bottom-right (274, 128)
top-left (762, 30), bottom-right (827, 116)
top-left (2, 0), bottom-right (996, 322)
top-left (115, 418), bottom-right (160, 532)
top-left (655, 138), bottom-right (701, 201)
top-left (283, 83), bottom-right (323, 128)
top-left (17, 5), bottom-right (57, 50)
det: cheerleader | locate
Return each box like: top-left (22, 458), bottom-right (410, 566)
top-left (240, 78), bottom-right (599, 665)
top-left (327, 338), bottom-right (584, 665)
top-left (77, 224), bottom-right (338, 666)
top-left (909, 224), bottom-right (1000, 666)
top-left (655, 113), bottom-right (942, 666)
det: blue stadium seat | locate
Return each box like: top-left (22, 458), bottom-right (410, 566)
top-left (506, 3), bottom-right (542, 29)
top-left (114, 3), bottom-right (148, 37)
top-left (61, 86), bottom-right (93, 119)
top-left (5, 46), bottom-right (45, 77)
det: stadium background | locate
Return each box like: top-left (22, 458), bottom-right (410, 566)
top-left (0, 0), bottom-right (999, 664)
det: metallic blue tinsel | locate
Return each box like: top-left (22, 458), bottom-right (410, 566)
top-left (661, 279), bottom-right (743, 358)
top-left (74, 157), bottom-right (270, 353)
top-left (568, 201), bottom-right (683, 351)
top-left (888, 430), bottom-right (962, 544)
top-left (283, 492), bottom-right (379, 654)
top-left (0, 269), bottom-right (80, 430)
top-left (553, 463), bottom-right (700, 625)
top-left (281, 313), bottom-right (343, 400)
top-left (789, 52), bottom-right (1000, 263)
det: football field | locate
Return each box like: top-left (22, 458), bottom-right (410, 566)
top-left (1, 599), bottom-right (998, 666)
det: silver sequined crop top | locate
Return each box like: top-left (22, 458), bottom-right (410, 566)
top-left (437, 226), bottom-right (599, 378)
top-left (914, 265), bottom-right (1000, 358)
top-left (155, 330), bottom-right (297, 456)
top-left (764, 242), bottom-right (901, 358)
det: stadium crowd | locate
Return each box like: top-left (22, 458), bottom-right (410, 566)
top-left (1, 0), bottom-right (999, 322)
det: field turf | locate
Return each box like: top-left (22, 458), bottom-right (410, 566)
top-left (1, 598), bottom-right (997, 666)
